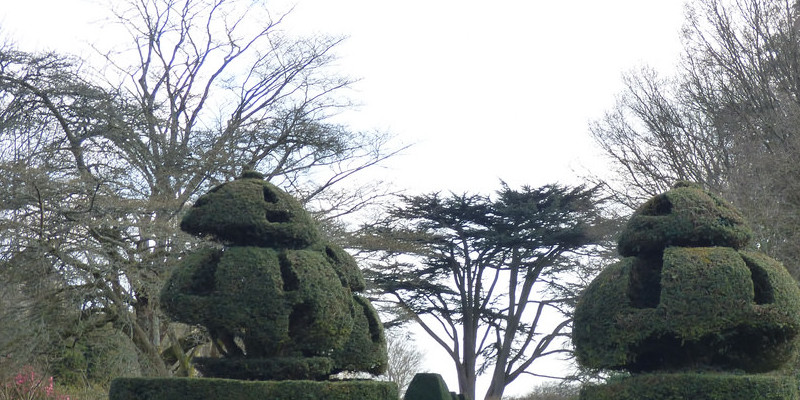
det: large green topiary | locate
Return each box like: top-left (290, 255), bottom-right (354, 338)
top-left (573, 182), bottom-right (800, 399)
top-left (110, 377), bottom-right (398, 400)
top-left (160, 171), bottom-right (387, 380)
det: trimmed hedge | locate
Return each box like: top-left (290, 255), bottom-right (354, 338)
top-left (616, 182), bottom-right (752, 257)
top-left (573, 183), bottom-right (800, 373)
top-left (573, 247), bottom-right (800, 372)
top-left (404, 373), bottom-right (452, 400)
top-left (160, 172), bottom-right (388, 379)
top-left (109, 377), bottom-right (398, 400)
top-left (180, 172), bottom-right (321, 247)
top-left (580, 373), bottom-right (799, 400)
top-left (192, 357), bottom-right (333, 381)
top-left (161, 246), bottom-right (354, 360)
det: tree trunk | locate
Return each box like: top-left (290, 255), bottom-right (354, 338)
top-left (457, 368), bottom-right (476, 400)
top-left (130, 317), bottom-right (170, 376)
top-left (483, 377), bottom-right (506, 400)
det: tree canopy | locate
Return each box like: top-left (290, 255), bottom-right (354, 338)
top-left (590, 0), bottom-right (800, 275)
top-left (360, 183), bottom-right (610, 400)
top-left (0, 0), bottom-right (397, 379)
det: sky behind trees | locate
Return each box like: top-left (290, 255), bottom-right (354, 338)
top-left (1, 1), bottom-right (686, 396)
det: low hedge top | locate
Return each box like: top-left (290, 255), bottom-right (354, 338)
top-left (617, 181), bottom-right (752, 257)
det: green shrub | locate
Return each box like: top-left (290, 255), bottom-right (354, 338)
top-left (574, 247), bottom-right (800, 372)
top-left (179, 172), bottom-right (321, 248)
top-left (403, 373), bottom-right (452, 400)
top-left (191, 357), bottom-right (334, 381)
top-left (331, 295), bottom-right (388, 375)
top-left (573, 183), bottom-right (800, 399)
top-left (579, 373), bottom-right (799, 400)
top-left (573, 182), bottom-right (800, 373)
top-left (109, 377), bottom-right (398, 400)
top-left (616, 182), bottom-right (752, 257)
top-left (160, 173), bottom-right (388, 379)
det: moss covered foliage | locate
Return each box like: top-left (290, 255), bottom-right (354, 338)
top-left (403, 373), bottom-right (453, 400)
top-left (110, 377), bottom-right (398, 400)
top-left (580, 373), bottom-right (799, 400)
top-left (180, 171), bottom-right (321, 247)
top-left (574, 247), bottom-right (800, 372)
top-left (617, 181), bottom-right (752, 256)
top-left (160, 172), bottom-right (387, 379)
top-left (573, 182), bottom-right (800, 399)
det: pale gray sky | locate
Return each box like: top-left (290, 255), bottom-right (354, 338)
top-left (1, 0), bottom-right (686, 396)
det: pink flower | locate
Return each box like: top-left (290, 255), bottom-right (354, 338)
top-left (2, 366), bottom-right (73, 399)
top-left (45, 376), bottom-right (54, 395)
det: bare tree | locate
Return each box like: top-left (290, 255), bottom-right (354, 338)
top-left (591, 0), bottom-right (800, 275)
top-left (380, 329), bottom-right (426, 398)
top-left (0, 0), bottom-right (398, 378)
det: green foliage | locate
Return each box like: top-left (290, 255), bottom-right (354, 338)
top-left (574, 183), bottom-right (800, 373)
top-left (109, 377), bottom-right (398, 400)
top-left (574, 246), bottom-right (800, 372)
top-left (51, 343), bottom-right (88, 386)
top-left (180, 175), bottom-right (321, 247)
top-left (49, 325), bottom-right (141, 387)
top-left (161, 173), bottom-right (388, 379)
top-left (579, 373), bottom-right (799, 400)
top-left (617, 182), bottom-right (752, 257)
top-left (191, 357), bottom-right (334, 381)
top-left (331, 295), bottom-right (388, 375)
top-left (325, 243), bottom-right (367, 291)
top-left (505, 380), bottom-right (579, 400)
top-left (403, 373), bottom-right (452, 400)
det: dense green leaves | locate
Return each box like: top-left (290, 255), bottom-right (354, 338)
top-left (161, 174), bottom-right (387, 380)
top-left (580, 373), bottom-right (799, 400)
top-left (109, 377), bottom-right (398, 400)
top-left (403, 373), bottom-right (453, 400)
top-left (574, 183), bottom-right (800, 399)
top-left (574, 184), bottom-right (800, 373)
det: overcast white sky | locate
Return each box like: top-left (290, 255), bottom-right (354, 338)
top-left (1, 0), bottom-right (687, 396)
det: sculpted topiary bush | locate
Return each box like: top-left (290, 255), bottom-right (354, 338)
top-left (403, 373), bottom-right (452, 400)
top-left (573, 182), bottom-right (800, 399)
top-left (160, 171), bottom-right (387, 380)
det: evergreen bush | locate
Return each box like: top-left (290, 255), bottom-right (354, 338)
top-left (579, 373), bottom-right (798, 400)
top-left (110, 377), bottom-right (398, 400)
top-left (403, 373), bottom-right (452, 400)
top-left (159, 173), bottom-right (387, 379)
top-left (573, 182), bottom-right (800, 399)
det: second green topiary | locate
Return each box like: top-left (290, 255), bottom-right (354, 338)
top-left (573, 182), bottom-right (800, 399)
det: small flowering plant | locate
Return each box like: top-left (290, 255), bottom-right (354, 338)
top-left (0, 366), bottom-right (71, 400)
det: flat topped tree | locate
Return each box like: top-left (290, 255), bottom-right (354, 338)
top-left (161, 172), bottom-right (387, 380)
